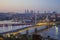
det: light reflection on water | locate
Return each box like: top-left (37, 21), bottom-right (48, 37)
top-left (39, 25), bottom-right (60, 40)
top-left (20, 25), bottom-right (60, 40)
top-left (55, 26), bottom-right (58, 39)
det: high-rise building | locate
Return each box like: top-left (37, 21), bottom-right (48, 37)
top-left (30, 10), bottom-right (34, 14)
top-left (25, 9), bottom-right (29, 13)
top-left (37, 11), bottom-right (39, 14)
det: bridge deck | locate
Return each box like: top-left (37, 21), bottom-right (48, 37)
top-left (0, 21), bottom-right (22, 24)
top-left (0, 22), bottom-right (56, 35)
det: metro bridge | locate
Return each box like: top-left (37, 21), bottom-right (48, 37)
top-left (0, 21), bottom-right (56, 36)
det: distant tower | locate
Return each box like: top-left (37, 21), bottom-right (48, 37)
top-left (27, 9), bottom-right (29, 13)
top-left (25, 9), bottom-right (29, 13)
top-left (30, 10), bottom-right (34, 14)
top-left (44, 11), bottom-right (47, 13)
top-left (25, 9), bottom-right (27, 13)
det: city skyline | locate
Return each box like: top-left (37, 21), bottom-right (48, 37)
top-left (0, 0), bottom-right (60, 13)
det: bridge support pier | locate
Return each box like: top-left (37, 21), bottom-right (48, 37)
top-left (8, 24), bottom-right (12, 31)
top-left (46, 25), bottom-right (51, 29)
top-left (2, 24), bottom-right (5, 32)
top-left (26, 30), bottom-right (29, 40)
top-left (34, 28), bottom-right (37, 34)
top-left (26, 30), bottom-right (29, 35)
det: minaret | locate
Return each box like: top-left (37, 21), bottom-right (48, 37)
top-left (45, 15), bottom-right (49, 22)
